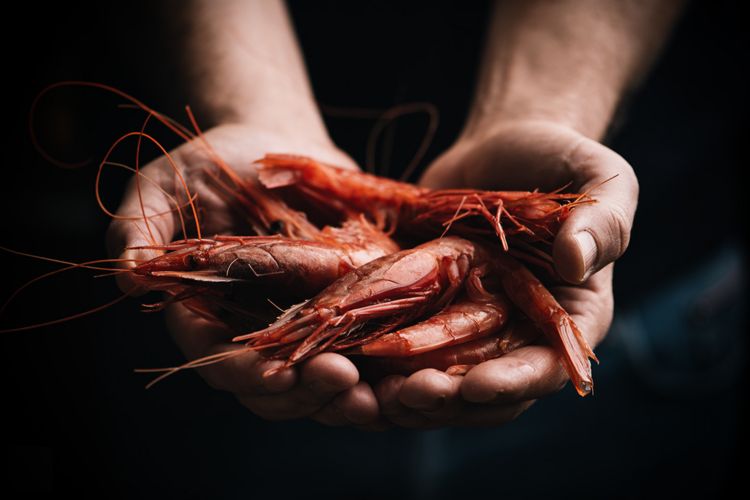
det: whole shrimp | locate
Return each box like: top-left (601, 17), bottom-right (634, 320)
top-left (358, 319), bottom-right (541, 376)
top-left (235, 236), bottom-right (597, 396)
top-left (350, 267), bottom-right (513, 357)
top-left (14, 84), bottom-right (597, 400)
top-left (234, 237), bottom-right (478, 362)
top-left (255, 154), bottom-right (595, 272)
top-left (127, 215), bottom-right (399, 329)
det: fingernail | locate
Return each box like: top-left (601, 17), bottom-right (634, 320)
top-left (574, 231), bottom-right (598, 281)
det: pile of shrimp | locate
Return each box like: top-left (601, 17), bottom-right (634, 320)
top-left (3, 83), bottom-right (599, 397)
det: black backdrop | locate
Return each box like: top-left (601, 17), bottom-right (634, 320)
top-left (2, 1), bottom-right (746, 498)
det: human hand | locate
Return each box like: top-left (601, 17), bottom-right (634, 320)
top-left (107, 123), bottom-right (382, 427)
top-left (375, 120), bottom-right (638, 427)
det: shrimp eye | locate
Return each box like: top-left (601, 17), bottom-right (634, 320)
top-left (269, 220), bottom-right (285, 234)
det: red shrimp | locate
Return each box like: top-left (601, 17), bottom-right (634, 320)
top-left (234, 237), bottom-right (479, 366)
top-left (19, 83), bottom-right (595, 395)
top-left (125, 218), bottom-right (398, 326)
top-left (255, 154), bottom-right (594, 267)
top-left (349, 269), bottom-right (512, 357)
top-left (358, 319), bottom-right (541, 376)
top-left (493, 252), bottom-right (598, 396)
top-left (9, 82), bottom-right (404, 335)
top-left (232, 236), bottom-right (596, 396)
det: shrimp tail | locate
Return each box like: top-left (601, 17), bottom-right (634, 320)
top-left (493, 252), bottom-right (597, 396)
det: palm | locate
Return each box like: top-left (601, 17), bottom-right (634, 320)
top-left (108, 124), bottom-right (380, 426)
top-left (118, 124), bottom-right (355, 242)
top-left (421, 121), bottom-right (623, 347)
top-left (371, 120), bottom-right (635, 427)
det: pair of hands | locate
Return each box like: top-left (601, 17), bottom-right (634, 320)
top-left (108, 120), bottom-right (637, 428)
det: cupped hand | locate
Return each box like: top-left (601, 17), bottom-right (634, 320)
top-left (376, 120), bottom-right (638, 427)
top-left (106, 123), bottom-right (382, 427)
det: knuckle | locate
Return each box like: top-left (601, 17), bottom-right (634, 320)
top-left (606, 203), bottom-right (633, 260)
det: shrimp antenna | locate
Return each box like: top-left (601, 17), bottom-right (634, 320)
top-left (29, 81), bottom-right (197, 169)
top-left (576, 174), bottom-right (619, 203)
top-left (0, 293), bottom-right (131, 333)
top-left (134, 113), bottom-right (156, 244)
top-left (135, 347), bottom-right (255, 389)
top-left (97, 161), bottom-right (198, 221)
top-left (183, 106), bottom-right (244, 188)
top-left (319, 102), bottom-right (439, 181)
top-left (95, 131), bottom-right (202, 240)
top-left (372, 102), bottom-right (439, 182)
top-left (0, 257), bottom-right (133, 318)
top-left (31, 81), bottom-right (212, 241)
top-left (0, 246), bottom-right (140, 328)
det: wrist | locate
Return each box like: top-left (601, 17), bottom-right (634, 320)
top-left (461, 0), bottom-right (646, 143)
top-left (222, 94), bottom-right (330, 144)
top-left (181, 0), bottom-right (330, 142)
top-left (460, 77), bottom-right (619, 143)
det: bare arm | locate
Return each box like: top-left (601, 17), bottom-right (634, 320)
top-left (181, 0), bottom-right (329, 141)
top-left (465, 0), bottom-right (684, 140)
top-left (391, 0), bottom-right (685, 428)
top-left (109, 1), bottom-right (381, 427)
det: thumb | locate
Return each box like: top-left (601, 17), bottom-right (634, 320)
top-left (552, 139), bottom-right (639, 283)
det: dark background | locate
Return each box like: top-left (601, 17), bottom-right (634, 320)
top-left (2, 1), bottom-right (746, 498)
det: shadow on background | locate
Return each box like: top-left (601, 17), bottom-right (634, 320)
top-left (1, 1), bottom-right (746, 498)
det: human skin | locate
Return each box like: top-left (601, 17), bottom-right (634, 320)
top-left (374, 0), bottom-right (684, 427)
top-left (108, 0), bottom-right (683, 428)
top-left (107, 0), bottom-right (383, 428)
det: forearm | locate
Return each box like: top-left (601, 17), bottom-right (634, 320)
top-left (464, 0), bottom-right (684, 140)
top-left (181, 0), bottom-right (327, 138)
